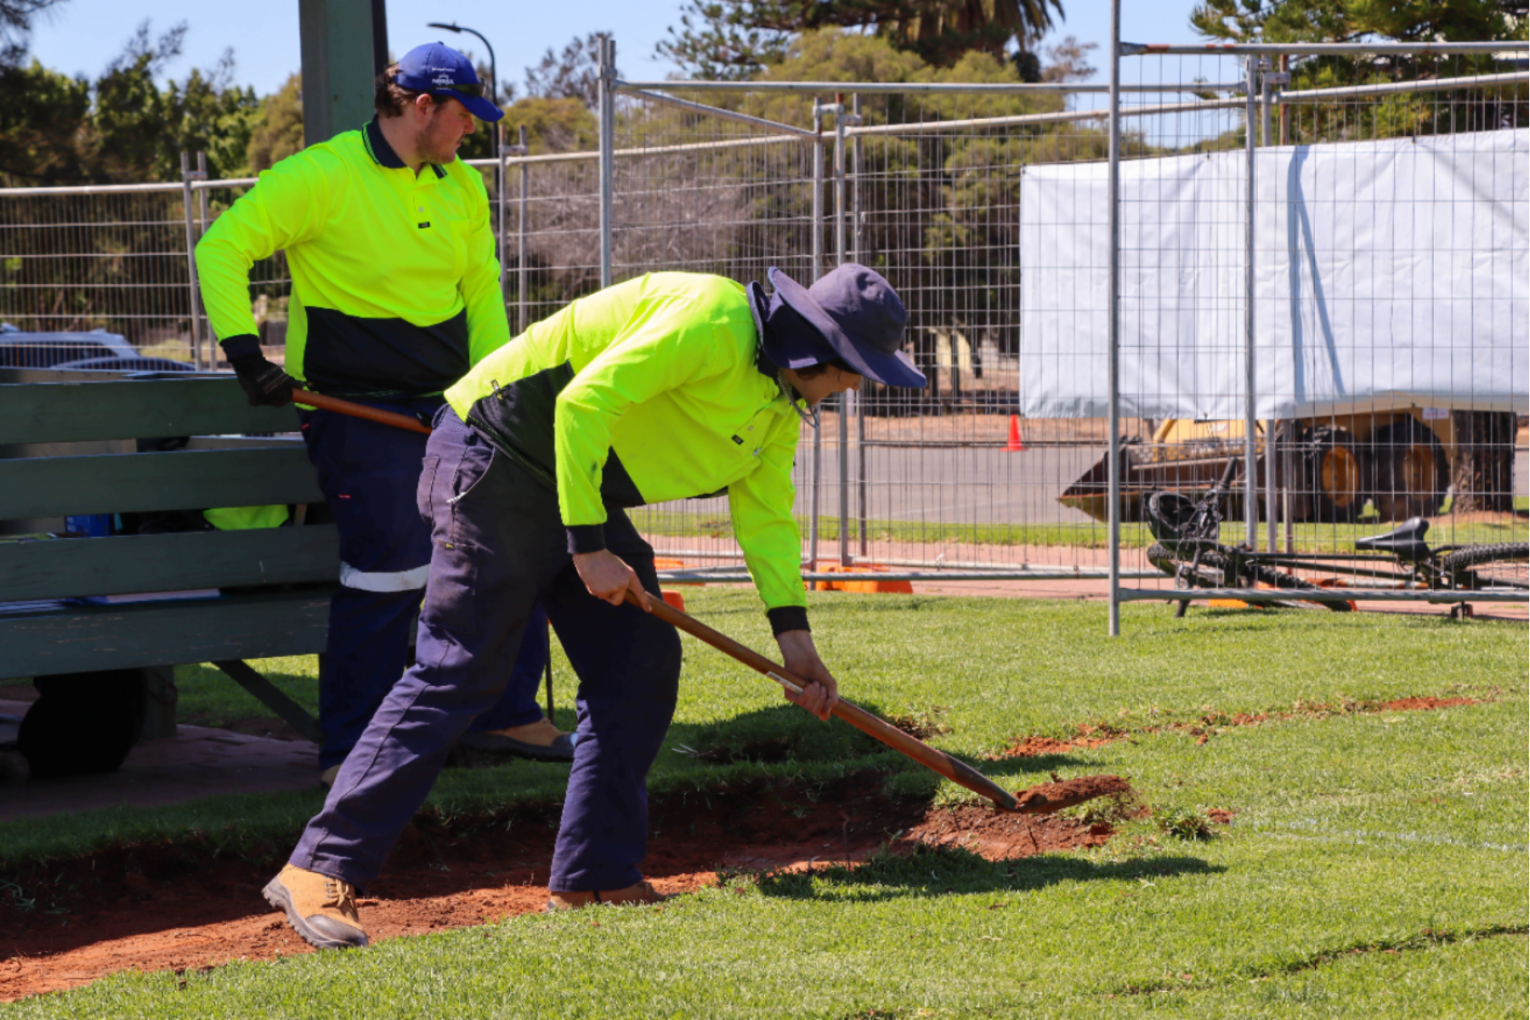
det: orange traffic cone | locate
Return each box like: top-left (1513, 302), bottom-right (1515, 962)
top-left (1005, 414), bottom-right (1026, 452)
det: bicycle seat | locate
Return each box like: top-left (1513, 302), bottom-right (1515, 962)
top-left (1355, 517), bottom-right (1430, 561)
top-left (1146, 490), bottom-right (1217, 543)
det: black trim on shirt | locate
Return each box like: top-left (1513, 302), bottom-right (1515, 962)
top-left (363, 119), bottom-right (446, 177)
top-left (301, 306), bottom-right (470, 396)
top-left (767, 606), bottom-right (810, 636)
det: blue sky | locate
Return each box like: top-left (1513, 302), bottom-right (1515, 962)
top-left (22, 0), bottom-right (1214, 97)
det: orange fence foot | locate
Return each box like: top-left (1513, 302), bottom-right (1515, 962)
top-left (809, 564), bottom-right (914, 594)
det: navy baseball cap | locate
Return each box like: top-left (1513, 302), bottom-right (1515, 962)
top-left (394, 42), bottom-right (505, 123)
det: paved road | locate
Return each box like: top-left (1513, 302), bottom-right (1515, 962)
top-left (659, 438), bottom-right (1527, 530)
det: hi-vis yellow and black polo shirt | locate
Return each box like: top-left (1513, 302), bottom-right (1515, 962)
top-left (196, 119), bottom-right (508, 395)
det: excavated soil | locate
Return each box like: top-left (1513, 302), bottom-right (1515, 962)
top-left (0, 772), bottom-right (1131, 1002)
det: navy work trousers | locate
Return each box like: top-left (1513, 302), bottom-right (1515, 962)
top-left (291, 406), bottom-right (681, 892)
top-left (299, 398), bottom-right (548, 771)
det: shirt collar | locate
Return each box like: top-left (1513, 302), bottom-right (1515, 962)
top-left (364, 119), bottom-right (448, 179)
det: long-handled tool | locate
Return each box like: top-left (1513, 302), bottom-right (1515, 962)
top-left (628, 590), bottom-right (1022, 813)
top-left (290, 388), bottom-right (1034, 815)
top-left (291, 388), bottom-right (432, 435)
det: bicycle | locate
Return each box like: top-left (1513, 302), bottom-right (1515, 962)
top-left (1142, 457), bottom-right (1529, 617)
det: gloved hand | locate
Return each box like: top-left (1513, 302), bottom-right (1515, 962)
top-left (220, 334), bottom-right (295, 407)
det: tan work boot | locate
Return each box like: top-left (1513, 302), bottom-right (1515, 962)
top-left (319, 764), bottom-right (341, 789)
top-left (547, 879), bottom-right (669, 911)
top-left (460, 717), bottom-right (578, 762)
top-left (262, 863), bottom-right (369, 949)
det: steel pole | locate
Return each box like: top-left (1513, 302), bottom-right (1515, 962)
top-left (834, 98), bottom-right (849, 567)
top-left (598, 37), bottom-right (615, 288)
top-left (1243, 57), bottom-right (1259, 547)
top-left (180, 152), bottom-right (206, 371)
top-left (852, 94), bottom-right (868, 559)
top-left (517, 124), bottom-right (529, 334)
top-left (1106, 0), bottom-right (1122, 637)
top-left (497, 134), bottom-right (507, 299)
top-left (195, 152), bottom-right (211, 369)
top-left (1261, 63), bottom-right (1278, 555)
top-left (808, 103), bottom-right (824, 570)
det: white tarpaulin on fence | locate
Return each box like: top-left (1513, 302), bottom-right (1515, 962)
top-left (1018, 129), bottom-right (1528, 420)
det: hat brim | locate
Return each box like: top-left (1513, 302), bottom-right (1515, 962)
top-left (769, 268), bottom-right (927, 389)
top-left (433, 90), bottom-right (505, 123)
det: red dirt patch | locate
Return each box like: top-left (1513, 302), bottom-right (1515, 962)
top-left (996, 694), bottom-right (1488, 757)
top-left (1014, 774), bottom-right (1132, 815)
top-left (0, 772), bottom-right (1133, 1002)
top-left (1375, 697), bottom-right (1479, 712)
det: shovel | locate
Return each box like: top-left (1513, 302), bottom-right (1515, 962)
top-left (291, 388), bottom-right (433, 435)
top-left (628, 590), bottom-right (1023, 813)
top-left (293, 388), bottom-right (1029, 814)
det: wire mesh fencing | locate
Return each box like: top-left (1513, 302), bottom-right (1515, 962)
top-left (0, 184), bottom-right (201, 369)
top-left (1106, 45), bottom-right (1528, 612)
top-left (1, 39), bottom-right (1523, 609)
top-left (598, 75), bottom-right (1238, 580)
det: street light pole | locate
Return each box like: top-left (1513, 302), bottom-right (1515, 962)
top-left (427, 21), bottom-right (506, 295)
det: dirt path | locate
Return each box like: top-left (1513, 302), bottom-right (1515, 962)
top-left (0, 775), bottom-right (1125, 1001)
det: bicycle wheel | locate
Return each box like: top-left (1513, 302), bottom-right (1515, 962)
top-left (1440, 543), bottom-right (1529, 591)
top-left (1144, 543), bottom-right (1352, 611)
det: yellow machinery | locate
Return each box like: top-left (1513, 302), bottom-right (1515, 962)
top-left (1060, 410), bottom-right (1455, 524)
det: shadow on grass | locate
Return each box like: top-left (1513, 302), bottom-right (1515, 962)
top-left (755, 842), bottom-right (1221, 901)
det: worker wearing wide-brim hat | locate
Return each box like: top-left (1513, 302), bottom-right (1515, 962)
top-left (261, 263), bottom-right (927, 949)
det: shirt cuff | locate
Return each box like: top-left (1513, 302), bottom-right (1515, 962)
top-left (219, 334), bottom-right (262, 360)
top-left (566, 524), bottom-right (607, 555)
top-left (766, 606), bottom-right (810, 636)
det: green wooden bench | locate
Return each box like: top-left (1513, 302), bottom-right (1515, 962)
top-left (0, 372), bottom-right (339, 775)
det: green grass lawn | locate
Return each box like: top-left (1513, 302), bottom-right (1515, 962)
top-left (3, 592), bottom-right (1525, 1017)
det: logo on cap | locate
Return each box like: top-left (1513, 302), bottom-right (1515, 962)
top-left (432, 73), bottom-right (454, 86)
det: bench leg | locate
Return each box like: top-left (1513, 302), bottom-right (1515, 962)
top-left (140, 665), bottom-right (178, 740)
top-left (213, 660), bottom-right (322, 745)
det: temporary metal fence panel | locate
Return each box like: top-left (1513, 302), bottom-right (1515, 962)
top-left (0, 182), bottom-right (200, 369)
top-left (1107, 41), bottom-right (1528, 615)
top-left (597, 65), bottom-right (1253, 581)
top-left (3, 38), bottom-right (1523, 612)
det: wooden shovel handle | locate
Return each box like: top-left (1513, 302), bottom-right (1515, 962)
top-left (630, 591), bottom-right (1019, 812)
top-left (291, 388), bottom-right (433, 436)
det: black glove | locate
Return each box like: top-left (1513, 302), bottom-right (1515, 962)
top-left (221, 334), bottom-right (295, 407)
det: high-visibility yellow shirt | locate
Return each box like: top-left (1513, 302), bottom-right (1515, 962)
top-left (446, 272), bottom-right (809, 624)
top-left (195, 120), bottom-right (508, 395)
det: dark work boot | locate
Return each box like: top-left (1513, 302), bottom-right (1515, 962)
top-left (263, 864), bottom-right (369, 949)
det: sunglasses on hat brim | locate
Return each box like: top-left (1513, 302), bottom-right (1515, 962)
top-left (431, 82), bottom-right (487, 99)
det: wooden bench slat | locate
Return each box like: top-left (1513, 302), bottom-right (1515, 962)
top-left (0, 379), bottom-right (301, 445)
top-left (0, 590), bottom-right (333, 680)
top-left (0, 526), bottom-right (341, 602)
top-left (0, 447), bottom-right (326, 519)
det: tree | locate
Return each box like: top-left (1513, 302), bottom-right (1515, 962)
top-left (524, 31), bottom-right (612, 107)
top-left (658, 0), bottom-right (1067, 78)
top-left (0, 0), bottom-right (65, 67)
top-left (0, 20), bottom-right (262, 345)
top-left (1190, 0), bottom-right (1525, 45)
top-left (0, 21), bottom-right (259, 186)
top-left (247, 73), bottom-right (303, 173)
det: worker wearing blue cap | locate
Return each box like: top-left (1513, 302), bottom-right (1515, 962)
top-left (197, 42), bottom-right (575, 790)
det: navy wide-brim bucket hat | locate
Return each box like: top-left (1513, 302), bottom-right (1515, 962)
top-left (766, 264), bottom-right (926, 389)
